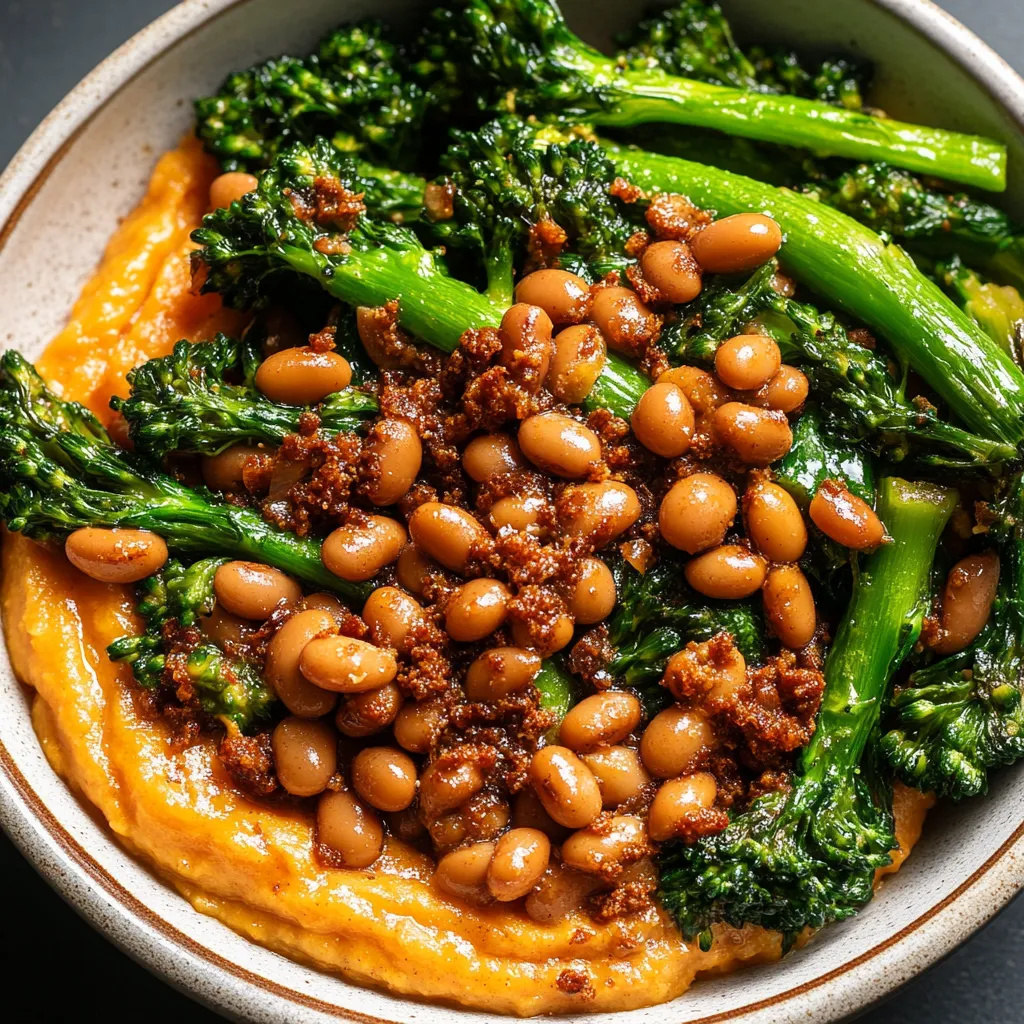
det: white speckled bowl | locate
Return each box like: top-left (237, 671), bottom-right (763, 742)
top-left (1, 1), bottom-right (1023, 1021)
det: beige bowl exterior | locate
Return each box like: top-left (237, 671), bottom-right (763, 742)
top-left (1, 1), bottom-right (1023, 1021)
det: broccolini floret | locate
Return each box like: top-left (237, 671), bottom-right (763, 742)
top-left (658, 477), bottom-right (957, 943)
top-left (107, 557), bottom-right (275, 732)
top-left (111, 334), bottom-right (378, 460)
top-left (880, 476), bottom-right (1024, 800)
top-left (0, 350), bottom-right (370, 602)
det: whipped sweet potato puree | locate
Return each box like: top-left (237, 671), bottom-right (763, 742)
top-left (1, 137), bottom-right (933, 1016)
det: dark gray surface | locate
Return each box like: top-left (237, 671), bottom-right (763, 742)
top-left (0, 1), bottom-right (1022, 1021)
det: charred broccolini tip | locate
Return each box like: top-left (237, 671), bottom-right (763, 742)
top-left (880, 476), bottom-right (1024, 800)
top-left (111, 333), bottom-right (378, 460)
top-left (617, 0), bottom-right (867, 109)
top-left (195, 20), bottom-right (430, 173)
top-left (431, 116), bottom-right (646, 303)
top-left (604, 557), bottom-right (766, 715)
top-left (107, 557), bottom-right (275, 732)
top-left (0, 350), bottom-right (370, 602)
top-left (191, 136), bottom-right (649, 419)
top-left (658, 477), bottom-right (957, 944)
top-left (417, 0), bottom-right (1004, 189)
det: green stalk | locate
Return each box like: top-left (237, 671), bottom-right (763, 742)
top-left (808, 477), bottom-right (958, 773)
top-left (604, 143), bottom-right (1024, 445)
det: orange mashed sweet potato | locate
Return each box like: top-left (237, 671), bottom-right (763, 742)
top-left (0, 137), bottom-right (933, 1016)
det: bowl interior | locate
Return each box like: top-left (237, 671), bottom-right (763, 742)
top-left (1, 2), bottom-right (1023, 1022)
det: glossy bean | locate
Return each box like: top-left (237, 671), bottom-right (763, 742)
top-left (691, 213), bottom-right (783, 274)
top-left (445, 578), bottom-right (511, 642)
top-left (547, 324), bottom-right (607, 404)
top-left (630, 381), bottom-right (695, 458)
top-left (657, 365), bottom-right (731, 415)
top-left (559, 481), bottom-right (641, 544)
top-left (322, 516), bottom-right (407, 582)
top-left (569, 556), bottom-right (616, 625)
top-left (499, 303), bottom-right (554, 391)
top-left (465, 647), bottom-right (542, 701)
top-left (752, 364), bottom-right (809, 413)
top-left (365, 418), bottom-right (422, 506)
top-left (934, 551), bottom-right (1001, 655)
top-left (511, 789), bottom-right (571, 843)
top-left (434, 842), bottom-right (496, 904)
top-left (419, 759), bottom-right (485, 818)
top-left (762, 565), bottom-right (817, 648)
top-left (639, 706), bottom-right (715, 779)
top-left (560, 815), bottom-right (647, 876)
top-left (714, 334), bottom-right (781, 391)
top-left (809, 479), bottom-right (886, 550)
top-left (264, 609), bottom-right (339, 717)
top-left (581, 746), bottom-right (651, 808)
top-left (524, 863), bottom-right (602, 923)
top-left (664, 639), bottom-right (747, 702)
top-left (714, 402), bottom-right (793, 465)
top-left (201, 443), bottom-right (263, 493)
top-left (255, 347), bottom-right (352, 405)
top-left (392, 699), bottom-right (447, 754)
top-left (518, 412), bottom-right (601, 479)
top-left (510, 610), bottom-right (575, 657)
top-left (300, 592), bottom-right (348, 624)
top-left (271, 717), bottom-right (337, 797)
top-left (489, 494), bottom-right (548, 537)
top-left (685, 544), bottom-right (767, 599)
top-left (590, 286), bottom-right (658, 353)
top-left (65, 528), bottom-right (168, 584)
top-left (559, 692), bottom-right (641, 753)
top-left (528, 745), bottom-right (602, 829)
top-left (317, 790), bottom-right (383, 868)
top-left (362, 586), bottom-right (425, 651)
top-left (351, 746), bottom-right (418, 812)
top-left (658, 472), bottom-right (737, 554)
top-left (515, 268), bottom-right (591, 324)
top-left (334, 683), bottom-right (402, 737)
top-left (299, 635), bottom-right (398, 693)
top-left (408, 502), bottom-right (490, 573)
top-left (461, 433), bottom-right (523, 482)
top-left (647, 772), bottom-right (718, 842)
top-left (487, 828), bottom-right (551, 901)
top-left (395, 543), bottom-right (435, 596)
top-left (640, 240), bottom-right (702, 303)
top-left (213, 561), bottom-right (301, 619)
top-left (209, 171), bottom-right (258, 210)
top-left (744, 481), bottom-right (807, 562)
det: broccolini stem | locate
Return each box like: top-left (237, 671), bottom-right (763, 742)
top-left (806, 477), bottom-right (958, 779)
top-left (603, 143), bottom-right (1024, 446)
top-left (535, 660), bottom-right (574, 736)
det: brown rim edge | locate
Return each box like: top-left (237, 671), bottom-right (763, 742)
top-left (0, 1), bottom-right (1023, 1022)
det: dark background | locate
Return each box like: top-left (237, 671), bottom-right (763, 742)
top-left (1, 0), bottom-right (1022, 1020)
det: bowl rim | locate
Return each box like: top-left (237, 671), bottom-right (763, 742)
top-left (1, 1), bottom-right (1024, 1022)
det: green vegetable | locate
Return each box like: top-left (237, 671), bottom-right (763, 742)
top-left (420, 0), bottom-right (1005, 189)
top-left (192, 137), bottom-right (649, 419)
top-left (107, 558), bottom-right (275, 732)
top-left (195, 20), bottom-right (429, 172)
top-left (601, 141), bottom-right (1024, 445)
top-left (0, 350), bottom-right (369, 601)
top-left (112, 334), bottom-right (378, 459)
top-left (881, 476), bottom-right (1024, 800)
top-left (658, 477), bottom-right (957, 943)
top-left (936, 257), bottom-right (1024, 357)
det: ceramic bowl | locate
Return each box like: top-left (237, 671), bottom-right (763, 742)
top-left (1, 1), bottom-right (1023, 1021)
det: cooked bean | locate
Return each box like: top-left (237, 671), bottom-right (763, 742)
top-left (934, 551), bottom-right (1001, 655)
top-left (515, 268), bottom-right (591, 324)
top-left (547, 324), bottom-right (607, 404)
top-left (322, 515), bottom-right (406, 582)
top-left (254, 347), bottom-right (352, 405)
top-left (639, 706), bottom-right (715, 779)
top-left (408, 502), bottom-right (490, 573)
top-left (395, 543), bottom-right (434, 596)
top-left (641, 240), bottom-right (702, 303)
top-left (299, 635), bottom-right (398, 693)
top-left (213, 561), bottom-right (301, 619)
top-left (560, 692), bottom-right (641, 753)
top-left (65, 528), bottom-right (168, 584)
top-left (445, 578), bottom-right (511, 642)
top-left (489, 494), bottom-right (548, 537)
top-left (664, 640), bottom-right (747, 702)
top-left (462, 433), bottom-right (523, 482)
top-left (362, 586), bottom-right (425, 651)
top-left (317, 790), bottom-right (383, 868)
top-left (463, 790), bottom-right (511, 840)
top-left (658, 365), bottom-right (731, 415)
top-left (511, 789), bottom-right (571, 843)
top-left (335, 683), bottom-right (402, 738)
top-left (752, 364), bottom-right (809, 413)
top-left (691, 213), bottom-right (783, 274)
top-left (300, 591), bottom-right (347, 623)
top-left (518, 412), bottom-right (602, 479)
top-left (559, 481), bottom-right (641, 544)
top-left (528, 745), bottom-right (602, 829)
top-left (525, 863), bottom-right (602, 923)
top-left (435, 842), bottom-right (496, 904)
top-left (365, 419), bottom-right (422, 506)
top-left (201, 444), bottom-right (263, 492)
top-left (392, 698), bottom-right (446, 753)
top-left (465, 647), bottom-right (542, 701)
top-left (590, 286), bottom-right (658, 352)
top-left (631, 381), bottom-right (695, 458)
top-left (500, 303), bottom-right (554, 391)
top-left (809, 479), bottom-right (886, 550)
top-left (714, 334), bottom-right (782, 391)
top-left (510, 610), bottom-right (575, 657)
top-left (355, 305), bottom-right (406, 370)
top-left (685, 544), bottom-right (767, 599)
top-left (714, 402), bottom-right (793, 465)
top-left (200, 605), bottom-right (255, 648)
top-left (487, 828), bottom-right (551, 901)
top-left (581, 746), bottom-right (651, 808)
top-left (762, 565), bottom-right (816, 649)
top-left (744, 481), bottom-right (807, 562)
top-left (560, 814), bottom-right (647, 876)
top-left (659, 472), bottom-right (737, 555)
top-left (428, 812), bottom-right (468, 850)
top-left (209, 171), bottom-right (258, 210)
top-left (272, 717), bottom-right (338, 797)
top-left (351, 746), bottom-right (418, 812)
top-left (569, 556), bottom-right (616, 625)
top-left (265, 609), bottom-right (339, 718)
top-left (419, 759), bottom-right (485, 817)
top-left (648, 772), bottom-right (718, 842)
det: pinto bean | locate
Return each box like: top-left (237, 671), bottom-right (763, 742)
top-left (714, 334), bottom-right (781, 391)
top-left (762, 564), bottom-right (817, 649)
top-left (547, 324), bottom-right (607, 404)
top-left (365, 418), bottom-right (422, 506)
top-left (559, 481), bottom-right (641, 544)
top-left (590, 286), bottom-right (658, 353)
top-left (752, 364), bottom-right (809, 413)
top-left (489, 494), bottom-right (548, 536)
top-left (559, 692), bottom-right (641, 753)
top-left (515, 268), bottom-right (591, 324)
top-left (317, 790), bottom-right (383, 868)
top-left (648, 772), bottom-right (718, 842)
top-left (351, 746), bottom-right (418, 812)
top-left (659, 472), bottom-right (737, 554)
top-left (264, 608), bottom-right (339, 718)
top-left (272, 717), bottom-right (338, 797)
top-left (933, 551), bottom-right (1001, 655)
top-left (209, 171), bottom-right (259, 209)
top-left (528, 746), bottom-right (602, 829)
top-left (255, 347), bottom-right (352, 405)
top-left (631, 381), bottom-right (695, 458)
top-left (461, 433), bottom-right (523, 482)
top-left (639, 707), bottom-right (715, 779)
top-left (299, 636), bottom-right (398, 693)
top-left (691, 213), bottom-right (783, 274)
top-left (685, 544), bottom-right (767, 599)
top-left (444, 578), bottom-right (511, 642)
top-left (581, 746), bottom-right (651, 808)
top-left (809, 479), bottom-right (886, 550)
top-left (362, 586), bottom-right (426, 651)
top-left (419, 759), bottom-right (485, 818)
top-left (392, 699), bottom-right (446, 754)
top-left (640, 240), bottom-right (702, 303)
top-left (658, 365), bottom-right (731, 415)
top-left (65, 528), bottom-right (168, 584)
top-left (322, 516), bottom-right (406, 582)
top-left (201, 444), bottom-right (264, 492)
top-left (499, 303), bottom-right (554, 391)
top-left (334, 683), bottom-right (402, 738)
top-left (408, 502), bottom-right (490, 573)
top-left (518, 412), bottom-right (602, 479)
top-left (435, 842), bottom-right (496, 904)
top-left (744, 480), bottom-right (808, 562)
top-left (713, 402), bottom-right (793, 465)
top-left (560, 815), bottom-right (647, 876)
top-left (395, 543), bottom-right (435, 596)
top-left (524, 863), bottom-right (602, 923)
top-left (213, 561), bottom-right (301, 619)
top-left (465, 647), bottom-right (542, 701)
top-left (487, 828), bottom-right (551, 901)
top-left (569, 556), bottom-right (616, 624)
